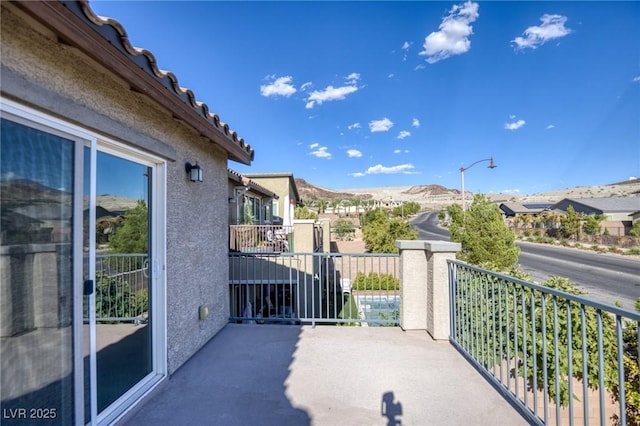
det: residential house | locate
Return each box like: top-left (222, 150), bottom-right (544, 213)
top-left (241, 172), bottom-right (302, 223)
top-left (550, 197), bottom-right (640, 236)
top-left (1, 1), bottom-right (253, 424)
top-left (499, 202), bottom-right (553, 218)
top-left (227, 168), bottom-right (278, 225)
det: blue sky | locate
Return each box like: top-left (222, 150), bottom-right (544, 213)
top-left (91, 1), bottom-right (639, 195)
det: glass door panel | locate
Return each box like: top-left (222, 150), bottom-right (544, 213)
top-left (93, 151), bottom-right (152, 414)
top-left (0, 118), bottom-right (77, 424)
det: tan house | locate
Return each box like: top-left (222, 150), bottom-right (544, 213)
top-left (1, 1), bottom-right (254, 424)
top-left (241, 172), bottom-right (302, 224)
top-left (227, 168), bottom-right (278, 225)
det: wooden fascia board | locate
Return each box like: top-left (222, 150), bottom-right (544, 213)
top-left (13, 1), bottom-right (253, 165)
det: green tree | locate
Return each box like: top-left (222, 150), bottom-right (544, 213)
top-left (361, 208), bottom-right (417, 253)
top-left (629, 221), bottom-right (640, 237)
top-left (560, 205), bottom-right (581, 239)
top-left (392, 201), bottom-right (421, 217)
top-left (583, 214), bottom-right (605, 235)
top-left (294, 205), bottom-right (318, 220)
top-left (316, 199), bottom-right (328, 214)
top-left (449, 194), bottom-right (519, 271)
top-left (109, 200), bottom-right (148, 254)
top-left (333, 219), bottom-right (355, 241)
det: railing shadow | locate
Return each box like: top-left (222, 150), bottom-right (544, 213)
top-left (381, 391), bottom-right (403, 426)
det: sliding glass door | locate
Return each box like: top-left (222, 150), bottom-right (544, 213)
top-left (1, 102), bottom-right (165, 426)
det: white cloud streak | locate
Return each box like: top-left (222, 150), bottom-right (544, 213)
top-left (347, 149), bottom-right (362, 158)
top-left (369, 118), bottom-right (394, 133)
top-left (397, 130), bottom-right (411, 140)
top-left (546, 124), bottom-right (555, 129)
top-left (352, 163), bottom-right (416, 177)
top-left (412, 118), bottom-right (421, 128)
top-left (633, 76), bottom-right (640, 82)
top-left (347, 122), bottom-right (361, 130)
top-left (419, 1), bottom-right (479, 64)
top-left (309, 145), bottom-right (332, 159)
top-left (512, 14), bottom-right (572, 50)
top-left (260, 75), bottom-right (297, 97)
top-left (504, 119), bottom-right (526, 130)
top-left (305, 73), bottom-right (361, 109)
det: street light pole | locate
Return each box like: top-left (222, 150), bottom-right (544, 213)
top-left (459, 157), bottom-right (496, 211)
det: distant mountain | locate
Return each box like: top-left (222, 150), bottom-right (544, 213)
top-left (402, 184), bottom-right (461, 196)
top-left (295, 178), bottom-right (372, 202)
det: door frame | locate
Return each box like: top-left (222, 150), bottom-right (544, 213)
top-left (1, 97), bottom-right (167, 426)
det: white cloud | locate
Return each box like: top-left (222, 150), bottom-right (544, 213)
top-left (300, 82), bottom-right (313, 91)
top-left (512, 14), bottom-right (572, 50)
top-left (412, 118), bottom-right (421, 128)
top-left (260, 75), bottom-right (297, 97)
top-left (388, 73), bottom-right (395, 79)
top-left (419, 1), bottom-right (479, 64)
top-left (347, 149), bottom-right (362, 158)
top-left (347, 122), bottom-right (361, 130)
top-left (414, 64), bottom-right (426, 71)
top-left (509, 114), bottom-right (516, 119)
top-left (397, 130), bottom-right (411, 140)
top-left (402, 41), bottom-right (411, 50)
top-left (633, 76), bottom-right (640, 82)
top-left (306, 85), bottom-right (358, 109)
top-left (369, 118), bottom-right (394, 132)
top-left (500, 188), bottom-right (521, 194)
top-left (345, 73), bottom-right (361, 84)
top-left (546, 124), bottom-right (555, 129)
top-left (393, 149), bottom-right (409, 154)
top-left (352, 163), bottom-right (417, 177)
top-left (310, 145), bottom-right (332, 159)
top-left (504, 119), bottom-right (526, 130)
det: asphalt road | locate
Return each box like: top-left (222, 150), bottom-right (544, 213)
top-left (412, 212), bottom-right (640, 310)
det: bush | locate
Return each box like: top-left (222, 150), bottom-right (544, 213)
top-left (352, 272), bottom-right (400, 291)
top-left (362, 208), bottom-right (417, 253)
top-left (333, 219), bottom-right (355, 241)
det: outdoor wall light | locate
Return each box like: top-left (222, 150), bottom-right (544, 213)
top-left (185, 162), bottom-right (203, 183)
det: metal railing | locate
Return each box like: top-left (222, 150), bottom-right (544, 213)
top-left (85, 254), bottom-right (149, 323)
top-left (229, 225), bottom-right (291, 253)
top-left (229, 252), bottom-right (399, 326)
top-left (448, 260), bottom-right (640, 426)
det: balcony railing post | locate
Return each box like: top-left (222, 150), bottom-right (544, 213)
top-left (396, 240), bottom-right (460, 338)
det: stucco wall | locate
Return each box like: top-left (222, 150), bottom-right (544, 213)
top-left (2, 4), bottom-right (231, 374)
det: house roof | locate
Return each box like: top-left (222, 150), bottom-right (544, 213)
top-left (13, 1), bottom-right (254, 164)
top-left (550, 197), bottom-right (640, 213)
top-left (228, 169), bottom-right (278, 199)
top-left (499, 202), bottom-right (553, 216)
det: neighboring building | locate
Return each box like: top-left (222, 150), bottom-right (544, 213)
top-left (499, 202), bottom-right (553, 218)
top-left (1, 1), bottom-right (253, 424)
top-left (228, 168), bottom-right (279, 225)
top-left (241, 172), bottom-right (302, 223)
top-left (550, 197), bottom-right (640, 236)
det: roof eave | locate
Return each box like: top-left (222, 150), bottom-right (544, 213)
top-left (14, 1), bottom-right (253, 165)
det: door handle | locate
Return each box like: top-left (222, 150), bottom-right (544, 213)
top-left (83, 279), bottom-right (94, 296)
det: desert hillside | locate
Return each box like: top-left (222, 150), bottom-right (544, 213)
top-left (300, 178), bottom-right (640, 209)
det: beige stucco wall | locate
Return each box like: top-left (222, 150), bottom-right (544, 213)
top-left (2, 4), bottom-right (230, 374)
top-left (244, 175), bottom-right (296, 217)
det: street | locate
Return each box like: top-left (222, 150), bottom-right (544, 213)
top-left (412, 212), bottom-right (640, 310)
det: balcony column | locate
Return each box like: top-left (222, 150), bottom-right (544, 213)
top-left (396, 240), bottom-right (461, 339)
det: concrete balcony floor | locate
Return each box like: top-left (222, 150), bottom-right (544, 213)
top-left (119, 324), bottom-right (530, 426)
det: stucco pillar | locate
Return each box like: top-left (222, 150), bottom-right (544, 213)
top-left (319, 219), bottom-right (331, 253)
top-left (396, 240), bottom-right (461, 339)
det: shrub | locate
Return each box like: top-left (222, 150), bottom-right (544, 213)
top-left (352, 272), bottom-right (400, 291)
top-left (333, 219), bottom-right (355, 241)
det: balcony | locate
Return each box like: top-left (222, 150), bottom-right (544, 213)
top-left (119, 241), bottom-right (639, 425)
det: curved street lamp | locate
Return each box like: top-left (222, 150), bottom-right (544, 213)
top-left (460, 157), bottom-right (496, 211)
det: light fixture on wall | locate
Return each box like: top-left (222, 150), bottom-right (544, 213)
top-left (185, 162), bottom-right (203, 183)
